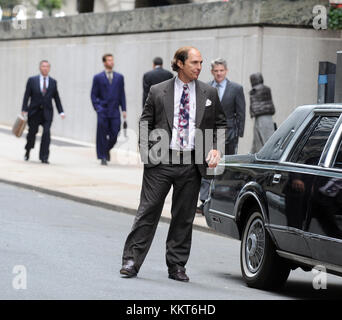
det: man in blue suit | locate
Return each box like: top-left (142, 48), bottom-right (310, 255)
top-left (91, 54), bottom-right (127, 165)
top-left (22, 60), bottom-right (65, 164)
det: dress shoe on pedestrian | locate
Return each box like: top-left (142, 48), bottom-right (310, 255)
top-left (41, 159), bottom-right (49, 164)
top-left (120, 260), bottom-right (138, 278)
top-left (101, 159), bottom-right (107, 166)
top-left (168, 269), bottom-right (189, 282)
top-left (24, 150), bottom-right (30, 161)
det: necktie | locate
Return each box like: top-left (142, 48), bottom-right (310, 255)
top-left (107, 72), bottom-right (113, 84)
top-left (216, 82), bottom-right (223, 101)
top-left (216, 82), bottom-right (220, 93)
top-left (177, 84), bottom-right (190, 149)
top-left (42, 77), bottom-right (47, 96)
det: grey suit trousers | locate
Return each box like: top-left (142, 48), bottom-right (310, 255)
top-left (122, 163), bottom-right (202, 274)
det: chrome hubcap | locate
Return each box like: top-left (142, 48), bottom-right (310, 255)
top-left (245, 218), bottom-right (265, 274)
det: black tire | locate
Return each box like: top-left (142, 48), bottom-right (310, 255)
top-left (240, 207), bottom-right (290, 290)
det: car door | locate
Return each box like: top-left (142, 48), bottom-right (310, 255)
top-left (267, 114), bottom-right (339, 258)
top-left (306, 118), bottom-right (342, 266)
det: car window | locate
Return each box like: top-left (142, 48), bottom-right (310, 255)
top-left (289, 116), bottom-right (339, 165)
top-left (257, 107), bottom-right (311, 161)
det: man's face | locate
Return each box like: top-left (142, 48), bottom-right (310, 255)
top-left (211, 64), bottom-right (228, 83)
top-left (178, 48), bottom-right (203, 82)
top-left (104, 56), bottom-right (114, 70)
top-left (40, 62), bottom-right (50, 77)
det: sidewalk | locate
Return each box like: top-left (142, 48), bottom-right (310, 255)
top-left (0, 125), bottom-right (209, 231)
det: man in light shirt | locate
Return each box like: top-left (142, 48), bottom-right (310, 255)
top-left (197, 58), bottom-right (246, 215)
top-left (22, 60), bottom-right (65, 164)
top-left (120, 46), bottom-right (227, 282)
top-left (209, 58), bottom-right (245, 155)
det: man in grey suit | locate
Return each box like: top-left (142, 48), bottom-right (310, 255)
top-left (209, 58), bottom-right (245, 155)
top-left (120, 47), bottom-right (227, 282)
top-left (197, 58), bottom-right (246, 214)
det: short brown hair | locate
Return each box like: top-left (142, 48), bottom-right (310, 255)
top-left (171, 46), bottom-right (194, 72)
top-left (39, 60), bottom-right (50, 66)
top-left (102, 54), bottom-right (113, 63)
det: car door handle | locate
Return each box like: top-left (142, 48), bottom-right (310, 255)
top-left (272, 174), bottom-right (282, 184)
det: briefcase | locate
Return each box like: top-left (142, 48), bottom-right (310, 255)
top-left (12, 114), bottom-right (27, 137)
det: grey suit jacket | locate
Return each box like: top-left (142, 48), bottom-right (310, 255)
top-left (139, 77), bottom-right (227, 178)
top-left (209, 78), bottom-right (246, 139)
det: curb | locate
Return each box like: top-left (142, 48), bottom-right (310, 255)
top-left (0, 178), bottom-right (219, 236)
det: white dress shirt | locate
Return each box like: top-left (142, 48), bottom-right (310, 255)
top-left (39, 74), bottom-right (65, 116)
top-left (39, 74), bottom-right (49, 92)
top-left (170, 77), bottom-right (196, 150)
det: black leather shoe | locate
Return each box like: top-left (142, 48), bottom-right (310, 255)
top-left (168, 270), bottom-right (189, 282)
top-left (24, 150), bottom-right (30, 161)
top-left (101, 159), bottom-right (107, 166)
top-left (41, 160), bottom-right (49, 164)
top-left (120, 260), bottom-right (137, 278)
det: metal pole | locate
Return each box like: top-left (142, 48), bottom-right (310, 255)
top-left (318, 61), bottom-right (336, 104)
top-left (335, 51), bottom-right (342, 103)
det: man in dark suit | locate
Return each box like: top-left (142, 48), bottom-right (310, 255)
top-left (142, 57), bottom-right (173, 108)
top-left (91, 54), bottom-right (127, 165)
top-left (120, 47), bottom-right (227, 282)
top-left (209, 58), bottom-right (245, 155)
top-left (22, 60), bottom-right (65, 164)
top-left (197, 58), bottom-right (246, 215)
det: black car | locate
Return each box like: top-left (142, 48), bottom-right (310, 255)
top-left (204, 104), bottom-right (342, 290)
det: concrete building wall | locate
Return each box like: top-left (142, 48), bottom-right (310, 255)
top-left (1, 25), bottom-right (341, 154)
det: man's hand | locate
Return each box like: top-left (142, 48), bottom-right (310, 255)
top-left (60, 113), bottom-right (65, 120)
top-left (206, 149), bottom-right (221, 168)
top-left (21, 111), bottom-right (28, 118)
top-left (122, 111), bottom-right (127, 119)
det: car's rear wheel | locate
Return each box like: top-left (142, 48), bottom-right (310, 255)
top-left (240, 207), bottom-right (290, 290)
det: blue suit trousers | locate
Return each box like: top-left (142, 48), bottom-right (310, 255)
top-left (96, 114), bottom-right (121, 160)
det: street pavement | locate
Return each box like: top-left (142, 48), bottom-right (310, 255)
top-left (0, 125), bottom-right (208, 230)
top-left (1, 182), bottom-right (342, 300)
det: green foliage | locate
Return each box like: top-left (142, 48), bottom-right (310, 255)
top-left (37, 0), bottom-right (62, 16)
top-left (328, 7), bottom-right (342, 30)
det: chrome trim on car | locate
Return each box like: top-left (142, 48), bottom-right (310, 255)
top-left (276, 250), bottom-right (342, 275)
top-left (313, 108), bottom-right (342, 114)
top-left (279, 112), bottom-right (314, 163)
top-left (267, 224), bottom-right (342, 244)
top-left (277, 161), bottom-right (324, 171)
top-left (265, 224), bottom-right (304, 236)
top-left (220, 162), bottom-right (342, 178)
top-left (209, 208), bottom-right (236, 221)
top-left (324, 117), bottom-right (342, 167)
top-left (314, 166), bottom-right (342, 173)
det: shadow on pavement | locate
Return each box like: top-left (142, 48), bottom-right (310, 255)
top-left (217, 272), bottom-right (342, 299)
top-left (280, 280), bottom-right (342, 300)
